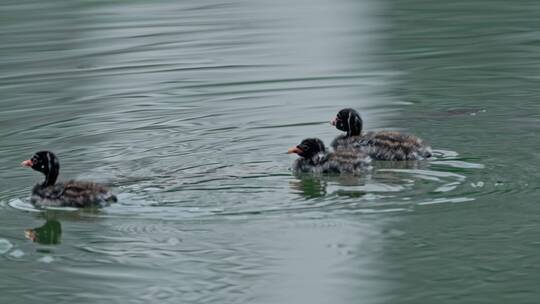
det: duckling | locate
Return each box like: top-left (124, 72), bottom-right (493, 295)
top-left (287, 138), bottom-right (371, 175)
top-left (21, 151), bottom-right (117, 208)
top-left (330, 108), bottom-right (432, 161)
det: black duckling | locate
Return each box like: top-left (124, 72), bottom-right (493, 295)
top-left (21, 151), bottom-right (117, 208)
top-left (330, 108), bottom-right (432, 161)
top-left (287, 138), bottom-right (371, 175)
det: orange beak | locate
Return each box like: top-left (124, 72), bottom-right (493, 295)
top-left (287, 146), bottom-right (303, 154)
top-left (21, 160), bottom-right (33, 167)
top-left (330, 117), bottom-right (337, 126)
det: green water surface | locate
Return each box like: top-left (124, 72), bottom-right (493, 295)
top-left (1, 0), bottom-right (539, 303)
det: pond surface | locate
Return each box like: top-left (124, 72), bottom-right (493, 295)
top-left (1, 0), bottom-right (540, 303)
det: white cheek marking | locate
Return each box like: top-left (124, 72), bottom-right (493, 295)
top-left (347, 112), bottom-right (352, 135)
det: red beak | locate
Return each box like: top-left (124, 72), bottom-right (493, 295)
top-left (330, 117), bottom-right (337, 126)
top-left (21, 160), bottom-right (33, 167)
top-left (287, 146), bottom-right (303, 154)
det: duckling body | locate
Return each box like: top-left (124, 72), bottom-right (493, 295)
top-left (22, 151), bottom-right (117, 208)
top-left (289, 138), bottom-right (371, 175)
top-left (331, 131), bottom-right (432, 161)
top-left (31, 180), bottom-right (117, 208)
top-left (330, 109), bottom-right (432, 161)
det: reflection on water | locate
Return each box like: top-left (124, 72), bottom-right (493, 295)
top-left (25, 218), bottom-right (62, 245)
top-left (1, 0), bottom-right (540, 302)
top-left (289, 150), bottom-right (480, 212)
top-left (289, 175), bottom-right (328, 198)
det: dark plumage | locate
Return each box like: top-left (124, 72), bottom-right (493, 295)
top-left (330, 108), bottom-right (432, 161)
top-left (21, 151), bottom-right (117, 208)
top-left (287, 138), bottom-right (371, 175)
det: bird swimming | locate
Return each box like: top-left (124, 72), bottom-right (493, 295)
top-left (21, 151), bottom-right (117, 208)
top-left (330, 108), bottom-right (432, 161)
top-left (287, 138), bottom-right (371, 175)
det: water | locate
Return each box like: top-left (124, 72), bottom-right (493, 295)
top-left (1, 0), bottom-right (540, 303)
